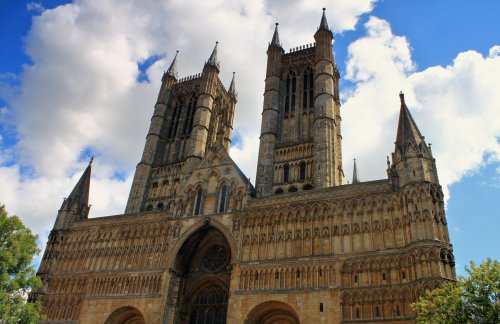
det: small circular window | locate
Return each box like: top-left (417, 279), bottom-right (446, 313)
top-left (202, 244), bottom-right (228, 272)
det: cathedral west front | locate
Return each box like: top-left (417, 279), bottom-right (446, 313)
top-left (35, 9), bottom-right (456, 324)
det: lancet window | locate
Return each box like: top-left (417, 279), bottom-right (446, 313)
top-left (194, 189), bottom-right (203, 216)
top-left (303, 68), bottom-right (314, 110)
top-left (183, 95), bottom-right (197, 135)
top-left (218, 185), bottom-right (229, 213)
top-left (284, 72), bottom-right (296, 114)
top-left (168, 99), bottom-right (183, 139)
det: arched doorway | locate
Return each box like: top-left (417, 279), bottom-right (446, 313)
top-left (105, 306), bottom-right (145, 324)
top-left (245, 301), bottom-right (300, 324)
top-left (164, 225), bottom-right (232, 323)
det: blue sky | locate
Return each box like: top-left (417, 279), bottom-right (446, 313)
top-left (1, 0), bottom-right (499, 275)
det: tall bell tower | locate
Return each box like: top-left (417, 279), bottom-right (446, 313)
top-left (125, 44), bottom-right (237, 213)
top-left (255, 9), bottom-right (343, 197)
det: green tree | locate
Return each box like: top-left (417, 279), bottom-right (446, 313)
top-left (0, 204), bottom-right (44, 323)
top-left (413, 258), bottom-right (500, 324)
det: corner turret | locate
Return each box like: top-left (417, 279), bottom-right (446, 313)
top-left (255, 23), bottom-right (285, 196)
top-left (126, 51), bottom-right (180, 213)
top-left (186, 42), bottom-right (221, 161)
top-left (312, 8), bottom-right (343, 188)
top-left (54, 158), bottom-right (92, 229)
top-left (389, 92), bottom-right (439, 188)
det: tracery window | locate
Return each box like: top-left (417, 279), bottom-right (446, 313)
top-left (284, 73), bottom-right (296, 114)
top-left (303, 68), bottom-right (314, 110)
top-left (168, 99), bottom-right (183, 138)
top-left (183, 95), bottom-right (197, 135)
top-left (202, 245), bottom-right (228, 272)
top-left (188, 285), bottom-right (228, 324)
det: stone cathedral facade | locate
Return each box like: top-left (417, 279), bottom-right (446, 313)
top-left (35, 9), bottom-right (456, 324)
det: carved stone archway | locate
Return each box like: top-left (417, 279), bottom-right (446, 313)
top-left (105, 306), bottom-right (145, 324)
top-left (245, 301), bottom-right (300, 324)
top-left (163, 223), bottom-right (232, 323)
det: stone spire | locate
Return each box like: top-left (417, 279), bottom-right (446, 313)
top-left (270, 23), bottom-right (282, 48)
top-left (205, 41), bottom-right (220, 71)
top-left (390, 92), bottom-right (438, 189)
top-left (395, 91), bottom-right (426, 155)
top-left (228, 72), bottom-right (237, 97)
top-left (165, 50), bottom-right (179, 79)
top-left (352, 158), bottom-right (359, 184)
top-left (318, 8), bottom-right (330, 32)
top-left (62, 158), bottom-right (92, 215)
top-left (55, 157), bottom-right (92, 229)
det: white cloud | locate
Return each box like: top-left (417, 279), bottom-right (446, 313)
top-left (5, 0), bottom-right (498, 247)
top-left (0, 0), bottom-right (378, 242)
top-left (26, 2), bottom-right (45, 13)
top-left (342, 16), bottom-right (500, 204)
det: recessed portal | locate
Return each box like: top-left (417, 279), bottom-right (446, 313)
top-left (165, 226), bottom-right (232, 323)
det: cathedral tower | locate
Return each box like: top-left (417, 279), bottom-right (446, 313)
top-left (125, 45), bottom-right (237, 213)
top-left (36, 8), bottom-right (455, 324)
top-left (255, 9), bottom-right (343, 197)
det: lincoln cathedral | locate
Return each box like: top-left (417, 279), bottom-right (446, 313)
top-left (35, 9), bottom-right (456, 324)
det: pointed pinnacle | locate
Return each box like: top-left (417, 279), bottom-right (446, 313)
top-left (352, 158), bottom-right (359, 184)
top-left (206, 42), bottom-right (220, 69)
top-left (67, 161), bottom-right (92, 205)
top-left (166, 50), bottom-right (179, 79)
top-left (395, 92), bottom-right (426, 152)
top-left (319, 8), bottom-right (329, 30)
top-left (270, 23), bottom-right (282, 48)
top-left (228, 72), bottom-right (236, 96)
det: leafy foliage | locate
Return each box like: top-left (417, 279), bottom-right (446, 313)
top-left (413, 258), bottom-right (500, 324)
top-left (0, 204), bottom-right (44, 323)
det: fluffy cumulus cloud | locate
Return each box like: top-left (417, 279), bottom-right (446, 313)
top-left (342, 17), bottom-right (500, 203)
top-left (2, 0), bottom-right (499, 246)
top-left (0, 0), bottom-right (378, 241)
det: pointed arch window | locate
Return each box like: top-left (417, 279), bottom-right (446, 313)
top-left (284, 72), bottom-right (296, 114)
top-left (168, 99), bottom-right (183, 139)
top-left (194, 189), bottom-right (203, 216)
top-left (303, 68), bottom-right (314, 110)
top-left (283, 164), bottom-right (290, 183)
top-left (299, 161), bottom-right (306, 180)
top-left (183, 95), bottom-right (197, 135)
top-left (218, 185), bottom-right (229, 213)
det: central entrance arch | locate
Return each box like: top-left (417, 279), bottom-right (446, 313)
top-left (164, 224), bottom-right (232, 324)
top-left (245, 301), bottom-right (300, 324)
top-left (105, 306), bottom-right (145, 324)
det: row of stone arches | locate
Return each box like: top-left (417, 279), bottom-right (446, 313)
top-left (275, 143), bottom-right (314, 162)
top-left (90, 273), bottom-right (162, 296)
top-left (104, 300), bottom-right (300, 324)
top-left (241, 182), bottom-right (443, 222)
top-left (40, 294), bottom-right (83, 321)
top-left (239, 264), bottom-right (336, 291)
